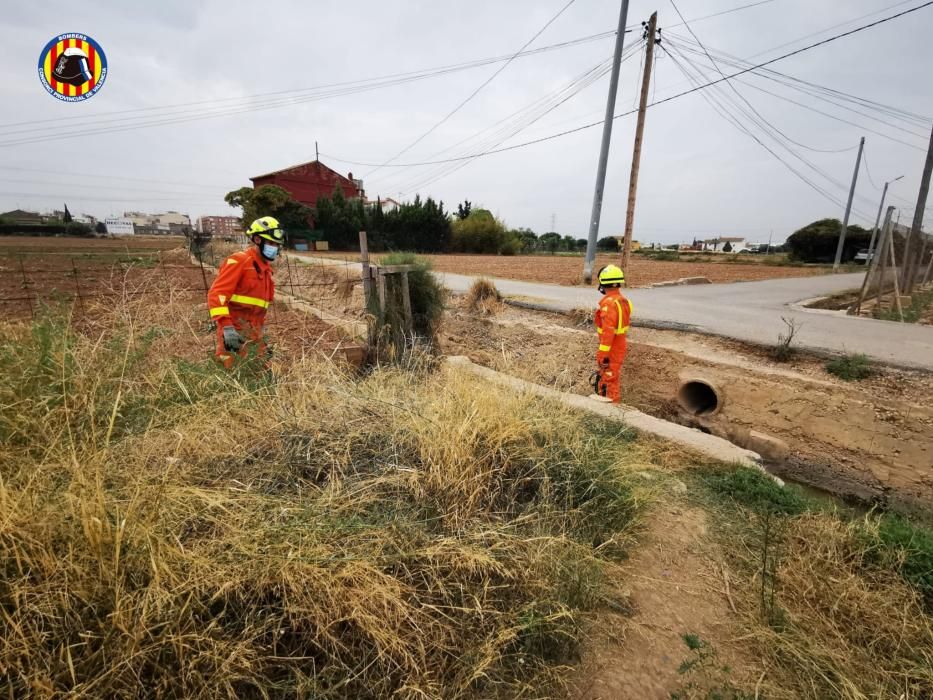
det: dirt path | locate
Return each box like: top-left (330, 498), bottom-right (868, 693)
top-left (573, 497), bottom-right (757, 699)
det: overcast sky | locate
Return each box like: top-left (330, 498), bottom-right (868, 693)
top-left (2, 0), bottom-right (931, 244)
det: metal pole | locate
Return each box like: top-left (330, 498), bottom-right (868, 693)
top-left (621, 12), bottom-right (659, 276)
top-left (903, 124), bottom-right (933, 292)
top-left (582, 0), bottom-right (631, 283)
top-left (833, 136), bottom-right (865, 271)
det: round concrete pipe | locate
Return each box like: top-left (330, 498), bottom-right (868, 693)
top-left (677, 379), bottom-right (723, 417)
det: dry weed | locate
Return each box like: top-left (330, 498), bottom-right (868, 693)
top-left (0, 292), bottom-right (647, 698)
top-left (747, 514), bottom-right (933, 699)
top-left (465, 278), bottom-right (503, 315)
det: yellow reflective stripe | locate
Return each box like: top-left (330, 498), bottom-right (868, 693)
top-left (209, 306), bottom-right (230, 318)
top-left (598, 344), bottom-right (612, 352)
top-left (595, 327), bottom-right (603, 334)
top-left (230, 294), bottom-right (269, 308)
top-left (226, 259), bottom-right (239, 265)
top-left (619, 325), bottom-right (630, 335)
top-left (613, 299), bottom-right (625, 333)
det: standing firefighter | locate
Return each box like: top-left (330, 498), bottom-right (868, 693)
top-left (593, 264), bottom-right (633, 403)
top-left (207, 216), bottom-right (284, 368)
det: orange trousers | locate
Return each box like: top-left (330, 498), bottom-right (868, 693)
top-left (215, 315), bottom-right (268, 369)
top-left (596, 340), bottom-right (627, 403)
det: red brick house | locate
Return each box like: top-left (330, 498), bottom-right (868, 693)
top-left (250, 159), bottom-right (364, 208)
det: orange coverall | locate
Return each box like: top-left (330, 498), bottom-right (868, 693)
top-left (207, 246), bottom-right (275, 368)
top-left (594, 289), bottom-right (633, 402)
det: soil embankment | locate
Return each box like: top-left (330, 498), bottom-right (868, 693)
top-left (442, 300), bottom-right (933, 509)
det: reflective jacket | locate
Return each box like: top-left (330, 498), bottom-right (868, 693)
top-left (594, 289), bottom-right (632, 355)
top-left (207, 246), bottom-right (274, 332)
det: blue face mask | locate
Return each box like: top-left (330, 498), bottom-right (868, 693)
top-left (261, 242), bottom-right (280, 260)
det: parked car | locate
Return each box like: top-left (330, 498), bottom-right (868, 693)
top-left (854, 248), bottom-right (874, 264)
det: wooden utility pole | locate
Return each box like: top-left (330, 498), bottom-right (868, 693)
top-left (621, 12), bottom-right (659, 275)
top-left (903, 124), bottom-right (933, 292)
top-left (854, 205), bottom-right (893, 315)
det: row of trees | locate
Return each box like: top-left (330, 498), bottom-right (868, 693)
top-left (225, 185), bottom-right (601, 255)
top-left (785, 219), bottom-right (872, 263)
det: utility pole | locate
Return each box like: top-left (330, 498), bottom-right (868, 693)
top-left (621, 12), bottom-right (659, 274)
top-left (866, 175), bottom-right (903, 259)
top-left (855, 205), bottom-right (893, 315)
top-left (833, 136), bottom-right (865, 271)
top-left (903, 124), bottom-right (933, 292)
top-left (315, 141), bottom-right (320, 161)
top-left (582, 0), bottom-right (631, 283)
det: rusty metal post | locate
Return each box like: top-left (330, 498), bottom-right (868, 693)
top-left (400, 270), bottom-right (413, 333)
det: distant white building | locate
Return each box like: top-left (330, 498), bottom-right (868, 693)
top-left (104, 218), bottom-right (134, 235)
top-left (367, 197), bottom-right (402, 213)
top-left (701, 236), bottom-right (748, 253)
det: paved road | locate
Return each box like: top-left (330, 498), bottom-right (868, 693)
top-left (290, 255), bottom-right (933, 370)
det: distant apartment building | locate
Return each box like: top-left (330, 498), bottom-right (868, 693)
top-left (124, 210), bottom-right (191, 232)
top-left (198, 216), bottom-right (244, 238)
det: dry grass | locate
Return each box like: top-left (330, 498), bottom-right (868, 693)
top-left (0, 292), bottom-right (650, 697)
top-left (699, 469), bottom-right (933, 699)
top-left (465, 279), bottom-right (503, 315)
top-left (753, 515), bottom-right (933, 699)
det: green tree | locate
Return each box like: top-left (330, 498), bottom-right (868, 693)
top-left (313, 187), bottom-right (366, 250)
top-left (94, 221), bottom-right (107, 234)
top-left (224, 185), bottom-right (313, 242)
top-left (722, 241), bottom-right (733, 253)
top-left (450, 209), bottom-right (508, 254)
top-left (456, 200), bottom-right (472, 221)
top-left (786, 219), bottom-right (871, 263)
top-left (538, 232), bottom-right (562, 254)
top-left (509, 227), bottom-right (538, 253)
top-left (597, 236), bottom-right (619, 252)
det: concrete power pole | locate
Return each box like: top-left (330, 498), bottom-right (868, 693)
top-left (833, 136), bottom-right (865, 272)
top-left (621, 12), bottom-right (659, 274)
top-left (904, 124), bottom-right (933, 292)
top-left (582, 0), bottom-right (631, 284)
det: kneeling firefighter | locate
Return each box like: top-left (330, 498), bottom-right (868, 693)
top-left (207, 216), bottom-right (284, 368)
top-left (593, 264), bottom-right (632, 403)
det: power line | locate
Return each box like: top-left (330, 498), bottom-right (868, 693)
top-left (360, 0), bottom-right (578, 179)
top-left (324, 0), bottom-right (933, 170)
top-left (660, 43), bottom-right (874, 223)
top-left (0, 0), bottom-right (787, 149)
top-left (0, 28), bottom-right (613, 134)
top-left (667, 36), bottom-right (930, 140)
top-left (389, 49), bottom-right (637, 195)
top-left (668, 0), bottom-right (857, 154)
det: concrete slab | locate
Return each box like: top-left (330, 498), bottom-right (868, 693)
top-left (445, 356), bottom-right (767, 473)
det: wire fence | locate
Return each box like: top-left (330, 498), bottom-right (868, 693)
top-left (2, 242), bottom-right (366, 326)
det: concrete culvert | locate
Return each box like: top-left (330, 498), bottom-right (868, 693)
top-left (677, 380), bottom-right (722, 417)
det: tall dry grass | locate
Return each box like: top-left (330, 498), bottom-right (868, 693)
top-left (0, 290), bottom-right (649, 698)
top-left (701, 468), bottom-right (933, 699)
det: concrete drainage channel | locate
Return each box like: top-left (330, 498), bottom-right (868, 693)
top-left (446, 356), bottom-right (777, 480)
top-left (676, 372), bottom-right (790, 465)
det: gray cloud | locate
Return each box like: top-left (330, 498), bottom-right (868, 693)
top-left (1, 0), bottom-right (931, 244)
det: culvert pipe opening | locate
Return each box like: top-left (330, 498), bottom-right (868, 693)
top-left (677, 380), bottom-right (721, 417)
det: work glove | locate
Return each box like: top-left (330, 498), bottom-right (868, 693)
top-left (596, 352), bottom-right (610, 368)
top-left (222, 325), bottom-right (243, 352)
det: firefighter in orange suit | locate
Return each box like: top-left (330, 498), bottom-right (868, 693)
top-left (207, 216), bottom-right (284, 368)
top-left (593, 264), bottom-right (632, 403)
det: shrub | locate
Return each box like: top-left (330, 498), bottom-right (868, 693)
top-left (826, 353), bottom-right (873, 381)
top-left (450, 209), bottom-right (507, 254)
top-left (785, 218), bottom-right (871, 263)
top-left (465, 278), bottom-right (502, 315)
top-left (499, 234), bottom-right (523, 256)
top-left (377, 252), bottom-right (446, 341)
